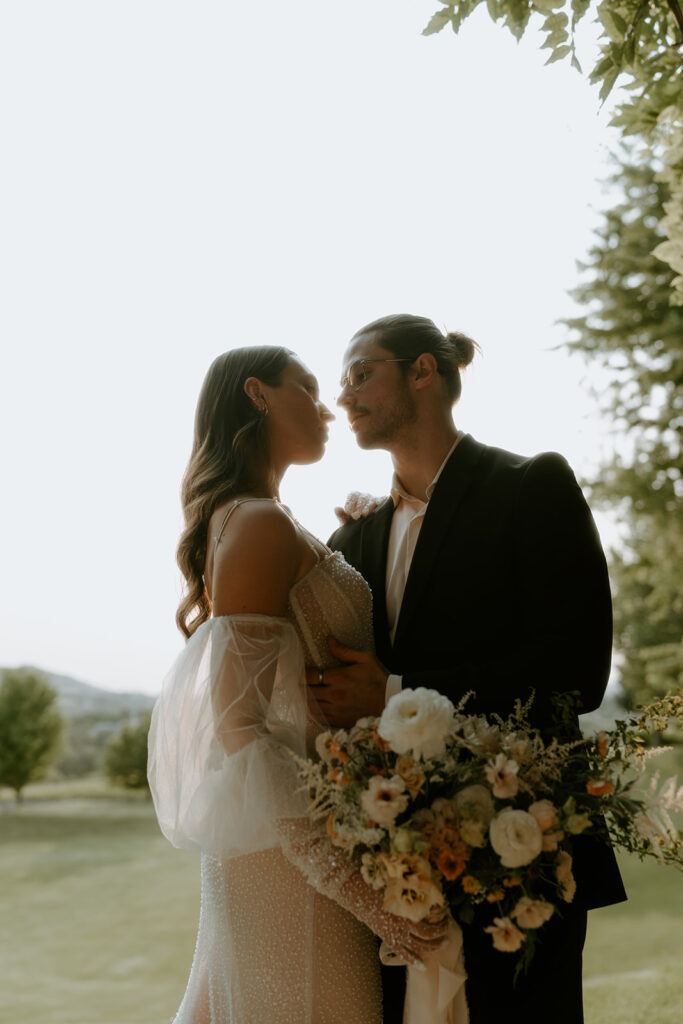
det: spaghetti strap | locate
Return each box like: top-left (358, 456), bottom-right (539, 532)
top-left (214, 498), bottom-right (275, 548)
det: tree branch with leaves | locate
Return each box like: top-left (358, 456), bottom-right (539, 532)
top-left (424, 0), bottom-right (683, 302)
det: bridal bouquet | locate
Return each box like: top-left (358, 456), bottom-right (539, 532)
top-left (294, 688), bottom-right (683, 970)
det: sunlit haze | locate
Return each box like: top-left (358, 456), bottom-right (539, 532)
top-left (2, 2), bottom-right (622, 693)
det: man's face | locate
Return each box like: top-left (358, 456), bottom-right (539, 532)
top-left (337, 332), bottom-right (417, 450)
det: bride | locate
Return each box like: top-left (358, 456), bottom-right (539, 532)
top-left (147, 346), bottom-right (447, 1024)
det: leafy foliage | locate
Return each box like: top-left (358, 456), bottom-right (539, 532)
top-left (424, 0), bottom-right (683, 301)
top-left (55, 711), bottom-right (132, 778)
top-left (104, 712), bottom-right (152, 790)
top-left (0, 668), bottom-right (64, 800)
top-left (562, 152), bottom-right (683, 710)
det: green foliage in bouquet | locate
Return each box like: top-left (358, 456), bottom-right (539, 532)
top-left (294, 688), bottom-right (683, 971)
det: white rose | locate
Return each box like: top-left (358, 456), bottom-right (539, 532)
top-left (378, 687), bottom-right (455, 760)
top-left (489, 808), bottom-right (543, 868)
top-left (360, 775), bottom-right (409, 825)
top-left (453, 784), bottom-right (495, 825)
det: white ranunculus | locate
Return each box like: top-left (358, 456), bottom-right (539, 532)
top-left (454, 784), bottom-right (495, 824)
top-left (378, 687), bottom-right (456, 760)
top-left (489, 808), bottom-right (543, 868)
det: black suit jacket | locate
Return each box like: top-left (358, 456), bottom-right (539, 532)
top-left (329, 433), bottom-right (626, 911)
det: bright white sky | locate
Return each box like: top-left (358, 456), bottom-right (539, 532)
top-left (1, 1), bottom-right (623, 695)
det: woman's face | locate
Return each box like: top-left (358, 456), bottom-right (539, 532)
top-left (261, 356), bottom-right (335, 468)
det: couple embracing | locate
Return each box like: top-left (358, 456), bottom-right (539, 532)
top-left (148, 313), bottom-right (626, 1024)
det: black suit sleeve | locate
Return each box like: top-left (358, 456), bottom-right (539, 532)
top-left (401, 454), bottom-right (613, 722)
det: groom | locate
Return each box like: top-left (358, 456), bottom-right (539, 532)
top-left (311, 314), bottom-right (626, 1023)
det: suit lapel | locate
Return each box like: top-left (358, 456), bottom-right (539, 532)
top-left (393, 434), bottom-right (485, 654)
top-left (360, 497), bottom-right (394, 664)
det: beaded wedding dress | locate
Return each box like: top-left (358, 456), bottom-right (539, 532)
top-left (148, 543), bottom-right (383, 1024)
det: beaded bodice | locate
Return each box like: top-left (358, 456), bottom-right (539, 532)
top-left (286, 550), bottom-right (374, 668)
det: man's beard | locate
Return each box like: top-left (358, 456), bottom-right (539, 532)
top-left (354, 388), bottom-right (418, 450)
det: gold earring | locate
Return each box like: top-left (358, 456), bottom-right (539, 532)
top-left (259, 394), bottom-right (269, 416)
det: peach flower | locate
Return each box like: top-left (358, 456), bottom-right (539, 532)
top-left (485, 753), bottom-right (520, 799)
top-left (555, 850), bottom-right (576, 902)
top-left (541, 829), bottom-right (565, 852)
top-left (512, 897), bottom-right (555, 929)
top-left (528, 799), bottom-right (559, 832)
top-left (361, 775), bottom-right (409, 825)
top-left (395, 755), bottom-right (426, 798)
top-left (484, 917), bottom-right (526, 952)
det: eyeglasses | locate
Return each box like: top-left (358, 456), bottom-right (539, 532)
top-left (338, 358), bottom-right (412, 392)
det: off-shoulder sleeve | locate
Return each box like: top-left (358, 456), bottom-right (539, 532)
top-left (147, 615), bottom-right (311, 858)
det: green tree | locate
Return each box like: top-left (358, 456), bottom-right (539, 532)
top-left (424, 0), bottom-right (683, 302)
top-left (104, 712), bottom-right (152, 790)
top-left (0, 668), bottom-right (64, 801)
top-left (561, 151), bottom-right (683, 709)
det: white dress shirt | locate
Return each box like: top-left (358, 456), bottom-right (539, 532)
top-left (384, 434), bottom-right (462, 702)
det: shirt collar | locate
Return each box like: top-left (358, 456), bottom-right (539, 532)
top-left (390, 433), bottom-right (462, 508)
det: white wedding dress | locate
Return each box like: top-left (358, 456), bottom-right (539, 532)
top-left (148, 548), bottom-right (383, 1024)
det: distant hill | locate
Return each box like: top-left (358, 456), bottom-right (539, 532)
top-left (1, 666), bottom-right (156, 719)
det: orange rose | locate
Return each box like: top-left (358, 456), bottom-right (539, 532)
top-left (329, 768), bottom-right (351, 785)
top-left (503, 876), bottom-right (522, 888)
top-left (461, 875), bottom-right (481, 894)
top-left (436, 850), bottom-right (466, 881)
top-left (587, 779), bottom-right (614, 797)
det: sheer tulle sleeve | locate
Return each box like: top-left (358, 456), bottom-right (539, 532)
top-left (147, 615), bottom-right (312, 859)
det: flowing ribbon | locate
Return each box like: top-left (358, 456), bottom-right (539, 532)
top-left (380, 919), bottom-right (468, 1024)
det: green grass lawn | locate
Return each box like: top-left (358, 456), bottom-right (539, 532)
top-left (2, 779), bottom-right (682, 1024)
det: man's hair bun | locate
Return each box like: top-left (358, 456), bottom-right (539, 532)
top-left (444, 331), bottom-right (478, 369)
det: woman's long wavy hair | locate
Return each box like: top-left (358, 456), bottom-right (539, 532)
top-left (176, 346), bottom-right (293, 639)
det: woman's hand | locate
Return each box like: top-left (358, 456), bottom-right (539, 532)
top-left (339, 880), bottom-right (449, 969)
